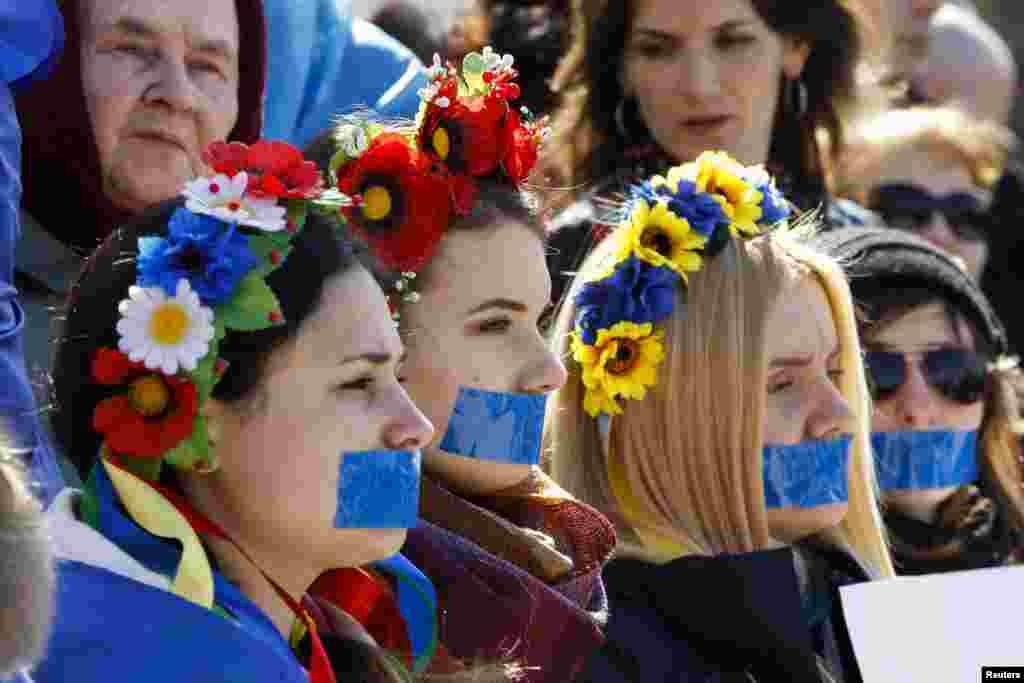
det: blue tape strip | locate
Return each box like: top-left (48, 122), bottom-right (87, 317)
top-left (334, 450), bottom-right (421, 529)
top-left (438, 387), bottom-right (547, 465)
top-left (871, 430), bottom-right (978, 491)
top-left (763, 435), bottom-right (852, 509)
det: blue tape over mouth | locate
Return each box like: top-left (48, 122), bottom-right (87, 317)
top-left (871, 430), bottom-right (978, 491)
top-left (763, 435), bottom-right (853, 509)
top-left (438, 387), bottom-right (547, 465)
top-left (335, 450), bottom-right (421, 529)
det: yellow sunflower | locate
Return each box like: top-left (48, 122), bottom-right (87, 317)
top-left (674, 151), bottom-right (764, 238)
top-left (617, 200), bottom-right (706, 277)
top-left (572, 321), bottom-right (666, 417)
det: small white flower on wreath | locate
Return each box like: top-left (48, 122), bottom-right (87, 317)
top-left (480, 46), bottom-right (514, 74)
top-left (184, 172), bottom-right (288, 232)
top-left (426, 53), bottom-right (447, 80)
top-left (116, 279), bottom-right (216, 375)
top-left (337, 124), bottom-right (371, 159)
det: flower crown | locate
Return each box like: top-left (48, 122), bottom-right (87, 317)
top-left (571, 152), bottom-right (792, 417)
top-left (91, 140), bottom-right (340, 478)
top-left (330, 47), bottom-right (548, 318)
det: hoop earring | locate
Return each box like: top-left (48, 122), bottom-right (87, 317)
top-left (786, 77), bottom-right (808, 119)
top-left (615, 96), bottom-right (648, 141)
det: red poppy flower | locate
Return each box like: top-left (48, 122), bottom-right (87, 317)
top-left (501, 110), bottom-right (540, 184)
top-left (91, 348), bottom-right (199, 458)
top-left (448, 173), bottom-right (479, 216)
top-left (418, 94), bottom-right (509, 178)
top-left (203, 141), bottom-right (249, 177)
top-left (203, 140), bottom-right (323, 199)
top-left (336, 133), bottom-right (451, 271)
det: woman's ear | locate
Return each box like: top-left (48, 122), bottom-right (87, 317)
top-left (782, 38), bottom-right (812, 80)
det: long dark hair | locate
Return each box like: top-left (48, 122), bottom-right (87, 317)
top-left (541, 0), bottom-right (878, 209)
top-left (50, 201), bottom-right (355, 477)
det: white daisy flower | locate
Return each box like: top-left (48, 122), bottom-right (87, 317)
top-left (184, 172), bottom-right (287, 232)
top-left (116, 280), bottom-right (216, 375)
top-left (337, 124), bottom-right (370, 158)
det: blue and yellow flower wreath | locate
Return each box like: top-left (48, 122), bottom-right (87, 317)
top-left (571, 151), bottom-right (792, 417)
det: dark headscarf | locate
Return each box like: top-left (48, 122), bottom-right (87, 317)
top-left (805, 226), bottom-right (1008, 356)
top-left (15, 0), bottom-right (266, 252)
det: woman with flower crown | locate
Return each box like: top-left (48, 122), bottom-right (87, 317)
top-left (307, 48), bottom-right (615, 681)
top-left (544, 152), bottom-right (895, 682)
top-left (36, 141), bottom-right (444, 682)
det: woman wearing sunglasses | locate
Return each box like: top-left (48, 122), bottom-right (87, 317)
top-left (812, 226), bottom-right (1024, 574)
top-left (836, 106), bottom-right (1014, 281)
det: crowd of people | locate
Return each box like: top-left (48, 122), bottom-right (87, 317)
top-left (2, 0), bottom-right (1023, 681)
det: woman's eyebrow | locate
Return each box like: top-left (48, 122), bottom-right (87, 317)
top-left (463, 298), bottom-right (528, 316)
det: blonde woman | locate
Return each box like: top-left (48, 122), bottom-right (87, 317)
top-left (544, 153), bottom-right (894, 682)
top-left (836, 106), bottom-right (1013, 281)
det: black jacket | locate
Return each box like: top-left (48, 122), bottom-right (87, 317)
top-left (579, 542), bottom-right (870, 683)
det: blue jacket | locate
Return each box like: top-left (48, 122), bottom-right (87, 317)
top-left (0, 0), bottom-right (64, 502)
top-left (36, 469), bottom-right (310, 682)
top-left (262, 0), bottom-right (428, 148)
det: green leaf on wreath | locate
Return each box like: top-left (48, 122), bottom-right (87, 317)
top-left (247, 233), bottom-right (292, 277)
top-left (164, 415), bottom-right (211, 471)
top-left (190, 349), bottom-right (220, 404)
top-left (216, 271), bottom-right (282, 332)
top-left (287, 200), bottom-right (308, 234)
top-left (118, 452), bottom-right (163, 482)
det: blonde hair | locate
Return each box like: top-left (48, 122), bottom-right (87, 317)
top-left (543, 224), bottom-right (895, 577)
top-left (0, 444), bottom-right (55, 677)
top-left (838, 106), bottom-right (1015, 195)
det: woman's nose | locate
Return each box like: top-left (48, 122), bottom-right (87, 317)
top-left (382, 389), bottom-right (435, 452)
top-left (517, 344), bottom-right (568, 395)
top-left (886, 360), bottom-right (942, 429)
top-left (806, 378), bottom-right (853, 441)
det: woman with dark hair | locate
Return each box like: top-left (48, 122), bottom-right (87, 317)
top-left (541, 0), bottom-right (884, 305)
top-left (37, 142), bottom-right (438, 682)
top-left (371, 2), bottom-right (443, 66)
top-left (308, 48), bottom-right (614, 682)
top-left (811, 226), bottom-right (1024, 574)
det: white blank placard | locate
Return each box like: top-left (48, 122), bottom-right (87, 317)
top-left (839, 566), bottom-right (1024, 682)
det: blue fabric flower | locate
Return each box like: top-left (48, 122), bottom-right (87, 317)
top-left (631, 179), bottom-right (672, 207)
top-left (138, 209), bottom-right (259, 305)
top-left (756, 182), bottom-right (791, 226)
top-left (574, 256), bottom-right (679, 345)
top-left (665, 180), bottom-right (730, 237)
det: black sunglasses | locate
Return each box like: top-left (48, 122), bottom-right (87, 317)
top-left (863, 348), bottom-right (989, 404)
top-left (868, 183), bottom-right (992, 242)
